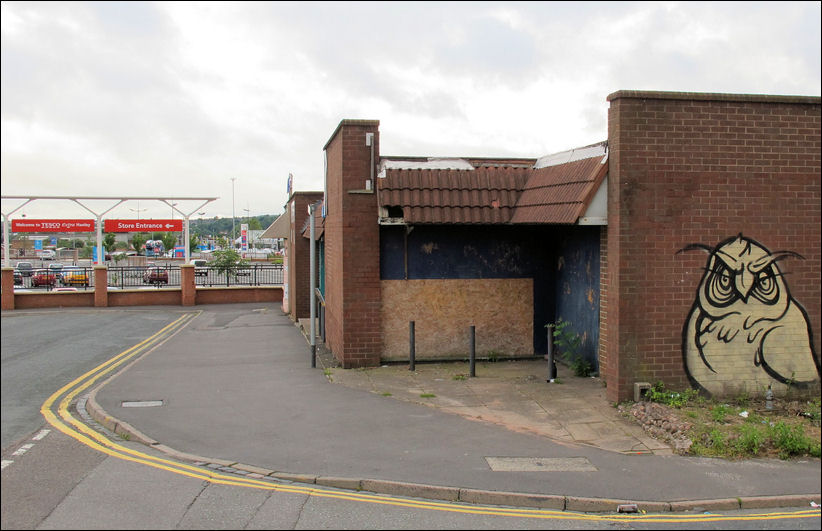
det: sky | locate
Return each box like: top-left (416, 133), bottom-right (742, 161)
top-left (2, 1), bottom-right (820, 222)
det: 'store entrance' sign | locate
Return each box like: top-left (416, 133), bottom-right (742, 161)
top-left (104, 219), bottom-right (183, 232)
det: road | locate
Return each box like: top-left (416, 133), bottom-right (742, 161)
top-left (1, 308), bottom-right (819, 529)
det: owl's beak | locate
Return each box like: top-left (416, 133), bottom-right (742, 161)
top-left (735, 270), bottom-right (754, 302)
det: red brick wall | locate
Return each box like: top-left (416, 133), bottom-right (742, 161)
top-left (606, 91), bottom-right (821, 402)
top-left (323, 120), bottom-right (381, 367)
top-left (287, 192), bottom-right (323, 319)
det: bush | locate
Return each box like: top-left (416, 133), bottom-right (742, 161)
top-left (645, 381), bottom-right (698, 408)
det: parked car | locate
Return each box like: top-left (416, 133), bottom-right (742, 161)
top-left (13, 270), bottom-right (23, 285)
top-left (47, 262), bottom-right (64, 280)
top-left (192, 259), bottom-right (209, 276)
top-left (38, 249), bottom-right (56, 260)
top-left (15, 261), bottom-right (34, 277)
top-left (61, 266), bottom-right (90, 287)
top-left (143, 266), bottom-right (169, 284)
top-left (31, 269), bottom-right (58, 287)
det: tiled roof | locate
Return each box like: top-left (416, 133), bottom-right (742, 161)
top-left (379, 166), bottom-right (530, 224)
top-left (378, 144), bottom-right (607, 225)
top-left (510, 155), bottom-right (608, 224)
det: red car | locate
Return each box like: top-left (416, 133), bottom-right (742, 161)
top-left (143, 267), bottom-right (169, 284)
top-left (31, 270), bottom-right (58, 287)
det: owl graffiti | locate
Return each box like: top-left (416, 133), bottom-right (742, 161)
top-left (678, 234), bottom-right (820, 397)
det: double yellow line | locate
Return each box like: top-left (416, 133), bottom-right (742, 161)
top-left (38, 311), bottom-right (820, 523)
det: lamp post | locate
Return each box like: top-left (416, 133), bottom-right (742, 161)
top-left (230, 177), bottom-right (236, 246)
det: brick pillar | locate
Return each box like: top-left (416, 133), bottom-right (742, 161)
top-left (286, 192), bottom-right (324, 320)
top-left (323, 119), bottom-right (381, 368)
top-left (1, 268), bottom-right (14, 310)
top-left (93, 266), bottom-right (108, 307)
top-left (181, 264), bottom-right (195, 306)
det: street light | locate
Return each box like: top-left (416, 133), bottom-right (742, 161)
top-left (230, 177), bottom-right (236, 246)
top-left (129, 202), bottom-right (146, 220)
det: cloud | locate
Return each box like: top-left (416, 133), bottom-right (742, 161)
top-left (2, 1), bottom-right (819, 220)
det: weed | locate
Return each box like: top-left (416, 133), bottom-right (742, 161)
top-left (711, 404), bottom-right (731, 423)
top-left (733, 391), bottom-right (750, 408)
top-left (768, 421), bottom-right (818, 458)
top-left (733, 424), bottom-right (764, 455)
top-left (119, 432), bottom-right (131, 441)
top-left (452, 374), bottom-right (467, 381)
top-left (420, 393), bottom-right (436, 398)
top-left (646, 381), bottom-right (698, 408)
top-left (486, 350), bottom-right (500, 363)
top-left (381, 392), bottom-right (392, 397)
top-left (547, 318), bottom-right (593, 377)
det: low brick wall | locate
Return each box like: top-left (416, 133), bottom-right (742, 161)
top-left (108, 289), bottom-right (182, 307)
top-left (13, 291), bottom-right (96, 309)
top-left (196, 287), bottom-right (283, 305)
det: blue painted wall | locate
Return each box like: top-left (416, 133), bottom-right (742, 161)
top-left (380, 225), bottom-right (600, 358)
top-left (554, 227), bottom-right (601, 371)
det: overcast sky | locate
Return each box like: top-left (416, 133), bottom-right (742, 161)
top-left (2, 1), bottom-right (820, 222)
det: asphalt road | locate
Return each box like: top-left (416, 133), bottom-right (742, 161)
top-left (1, 307), bottom-right (187, 452)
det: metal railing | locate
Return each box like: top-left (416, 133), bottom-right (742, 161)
top-left (195, 264), bottom-right (283, 287)
top-left (13, 264), bottom-right (284, 291)
top-left (12, 266), bottom-right (95, 291)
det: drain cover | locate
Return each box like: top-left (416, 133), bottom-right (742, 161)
top-left (485, 457), bottom-right (597, 472)
top-left (121, 400), bottom-right (164, 408)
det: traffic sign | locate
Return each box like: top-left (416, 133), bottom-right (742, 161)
top-left (12, 219), bottom-right (96, 232)
top-left (104, 219), bottom-right (183, 232)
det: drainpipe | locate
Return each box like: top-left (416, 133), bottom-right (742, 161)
top-left (309, 201), bottom-right (317, 368)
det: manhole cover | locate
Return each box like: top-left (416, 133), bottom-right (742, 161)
top-left (485, 457), bottom-right (597, 472)
top-left (121, 400), bottom-right (164, 408)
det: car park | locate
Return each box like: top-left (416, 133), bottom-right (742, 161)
top-left (143, 266), bottom-right (169, 284)
top-left (16, 261), bottom-right (34, 277)
top-left (61, 266), bottom-right (90, 287)
top-left (31, 269), bottom-right (58, 287)
top-left (47, 262), bottom-right (64, 280)
top-left (192, 259), bottom-right (209, 276)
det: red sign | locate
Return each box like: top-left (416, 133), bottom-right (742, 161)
top-left (104, 219), bottom-right (183, 232)
top-left (12, 219), bottom-right (95, 232)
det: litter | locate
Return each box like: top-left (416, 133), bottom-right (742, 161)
top-left (739, 411), bottom-right (749, 418)
top-left (811, 501), bottom-right (820, 508)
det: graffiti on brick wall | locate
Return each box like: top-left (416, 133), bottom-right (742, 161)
top-left (677, 234), bottom-right (820, 397)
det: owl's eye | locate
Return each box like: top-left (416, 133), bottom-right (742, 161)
top-left (706, 263), bottom-right (737, 307)
top-left (751, 267), bottom-right (779, 305)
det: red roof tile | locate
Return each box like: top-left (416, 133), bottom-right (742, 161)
top-left (378, 148), bottom-right (607, 225)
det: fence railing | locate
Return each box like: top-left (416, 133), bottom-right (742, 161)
top-left (13, 264), bottom-right (284, 291)
top-left (12, 266), bottom-right (95, 291)
top-left (195, 264), bottom-right (284, 287)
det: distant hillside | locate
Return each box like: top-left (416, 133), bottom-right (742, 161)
top-left (189, 214), bottom-right (278, 236)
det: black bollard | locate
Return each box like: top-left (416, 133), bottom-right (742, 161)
top-left (409, 321), bottom-right (415, 371)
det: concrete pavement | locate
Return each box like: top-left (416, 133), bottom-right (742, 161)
top-left (88, 303), bottom-right (821, 512)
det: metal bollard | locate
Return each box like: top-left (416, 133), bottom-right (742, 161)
top-left (469, 325), bottom-right (476, 377)
top-left (409, 321), bottom-right (415, 371)
top-left (546, 324), bottom-right (556, 382)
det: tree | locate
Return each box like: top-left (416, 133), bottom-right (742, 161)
top-left (131, 233), bottom-right (147, 254)
top-left (103, 233), bottom-right (117, 253)
top-left (210, 248), bottom-right (249, 279)
top-left (161, 232), bottom-right (177, 254)
top-left (188, 234), bottom-right (200, 254)
top-left (248, 218), bottom-right (262, 230)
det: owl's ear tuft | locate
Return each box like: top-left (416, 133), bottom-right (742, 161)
top-left (772, 250), bottom-right (805, 262)
top-left (676, 243), bottom-right (712, 255)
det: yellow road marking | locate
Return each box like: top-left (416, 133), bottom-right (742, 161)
top-left (39, 311), bottom-right (820, 523)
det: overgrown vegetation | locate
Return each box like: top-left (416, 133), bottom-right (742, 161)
top-left (638, 382), bottom-right (821, 460)
top-left (547, 318), bottom-right (594, 377)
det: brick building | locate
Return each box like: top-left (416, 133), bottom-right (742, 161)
top-left (282, 90), bottom-right (821, 403)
